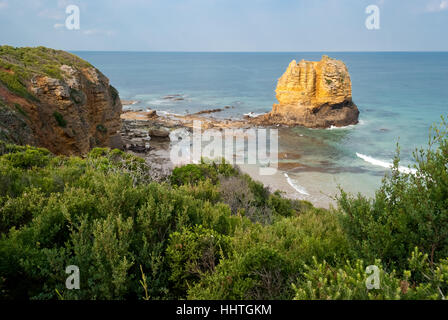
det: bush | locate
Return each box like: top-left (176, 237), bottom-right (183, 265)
top-left (0, 145), bottom-right (247, 299)
top-left (172, 161), bottom-right (308, 224)
top-left (170, 159), bottom-right (238, 186)
top-left (166, 225), bottom-right (231, 297)
top-left (96, 124), bottom-right (107, 134)
top-left (188, 245), bottom-right (291, 300)
top-left (2, 147), bottom-right (51, 169)
top-left (53, 112), bottom-right (67, 128)
top-left (338, 118), bottom-right (448, 268)
top-left (0, 71), bottom-right (37, 102)
top-left (293, 248), bottom-right (448, 300)
top-left (188, 209), bottom-right (350, 300)
top-left (218, 175), bottom-right (266, 221)
top-left (2, 116), bottom-right (448, 300)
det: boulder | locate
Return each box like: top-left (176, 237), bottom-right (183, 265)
top-left (148, 127), bottom-right (170, 139)
top-left (146, 110), bottom-right (158, 119)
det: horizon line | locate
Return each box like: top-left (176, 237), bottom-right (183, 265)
top-left (69, 50), bottom-right (448, 53)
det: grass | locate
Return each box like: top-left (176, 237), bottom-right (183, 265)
top-left (0, 45), bottom-right (93, 101)
top-left (0, 71), bottom-right (38, 102)
top-left (0, 46), bottom-right (92, 78)
top-left (14, 104), bottom-right (28, 118)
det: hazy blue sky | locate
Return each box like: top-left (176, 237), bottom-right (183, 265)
top-left (0, 0), bottom-right (447, 51)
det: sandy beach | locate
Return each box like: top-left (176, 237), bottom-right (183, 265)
top-left (120, 109), bottom-right (343, 209)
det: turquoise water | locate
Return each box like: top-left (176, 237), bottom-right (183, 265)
top-left (75, 52), bottom-right (448, 204)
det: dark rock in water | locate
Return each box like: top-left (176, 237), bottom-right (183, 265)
top-left (163, 94), bottom-right (184, 101)
top-left (192, 108), bottom-right (223, 115)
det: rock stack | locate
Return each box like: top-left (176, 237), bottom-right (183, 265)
top-left (253, 55), bottom-right (359, 128)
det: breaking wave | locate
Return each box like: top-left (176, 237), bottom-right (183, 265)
top-left (284, 173), bottom-right (310, 196)
top-left (356, 153), bottom-right (417, 174)
top-left (327, 120), bottom-right (366, 130)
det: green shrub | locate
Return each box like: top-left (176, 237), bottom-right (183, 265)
top-left (2, 147), bottom-right (51, 169)
top-left (0, 188), bottom-right (46, 233)
top-left (338, 118), bottom-right (448, 268)
top-left (166, 225), bottom-right (231, 297)
top-left (293, 248), bottom-right (448, 300)
top-left (0, 45), bottom-right (96, 105)
top-left (42, 65), bottom-right (62, 79)
top-left (96, 124), bottom-right (107, 134)
top-left (14, 104), bottom-right (28, 118)
top-left (2, 115), bottom-right (448, 301)
top-left (0, 144), bottom-right (248, 299)
top-left (171, 161), bottom-right (307, 224)
top-left (189, 209), bottom-right (350, 300)
top-left (53, 112), bottom-right (67, 128)
top-left (0, 71), bottom-right (37, 102)
top-left (293, 258), bottom-right (405, 300)
top-left (189, 245), bottom-right (292, 300)
top-left (171, 164), bottom-right (204, 186)
top-left (170, 159), bottom-right (238, 186)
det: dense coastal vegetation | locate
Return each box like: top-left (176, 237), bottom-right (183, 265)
top-left (0, 119), bottom-right (447, 300)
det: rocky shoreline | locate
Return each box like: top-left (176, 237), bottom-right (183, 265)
top-left (0, 47), bottom-right (356, 208)
top-left (119, 110), bottom-right (329, 206)
top-left (119, 109), bottom-right (260, 180)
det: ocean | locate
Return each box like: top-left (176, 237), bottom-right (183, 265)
top-left (74, 51), bottom-right (448, 207)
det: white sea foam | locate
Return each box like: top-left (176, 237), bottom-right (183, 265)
top-left (146, 99), bottom-right (171, 106)
top-left (122, 101), bottom-right (139, 106)
top-left (284, 173), bottom-right (310, 195)
top-left (356, 153), bottom-right (417, 174)
top-left (244, 112), bottom-right (266, 118)
top-left (156, 110), bottom-right (183, 117)
top-left (327, 120), bottom-right (366, 130)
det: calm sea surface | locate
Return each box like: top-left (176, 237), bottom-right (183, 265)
top-left (74, 52), bottom-right (448, 205)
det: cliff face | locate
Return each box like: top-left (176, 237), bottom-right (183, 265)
top-left (254, 55), bottom-right (359, 128)
top-left (0, 46), bottom-right (122, 155)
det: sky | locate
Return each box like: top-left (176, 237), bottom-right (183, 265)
top-left (0, 0), bottom-right (447, 52)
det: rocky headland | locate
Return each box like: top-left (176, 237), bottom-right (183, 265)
top-left (0, 47), bottom-right (359, 207)
top-left (252, 55), bottom-right (359, 128)
top-left (0, 46), bottom-right (122, 155)
top-left (1, 47), bottom-right (360, 159)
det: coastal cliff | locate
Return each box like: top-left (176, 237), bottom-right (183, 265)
top-left (0, 46), bottom-right (122, 155)
top-left (253, 55), bottom-right (359, 128)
